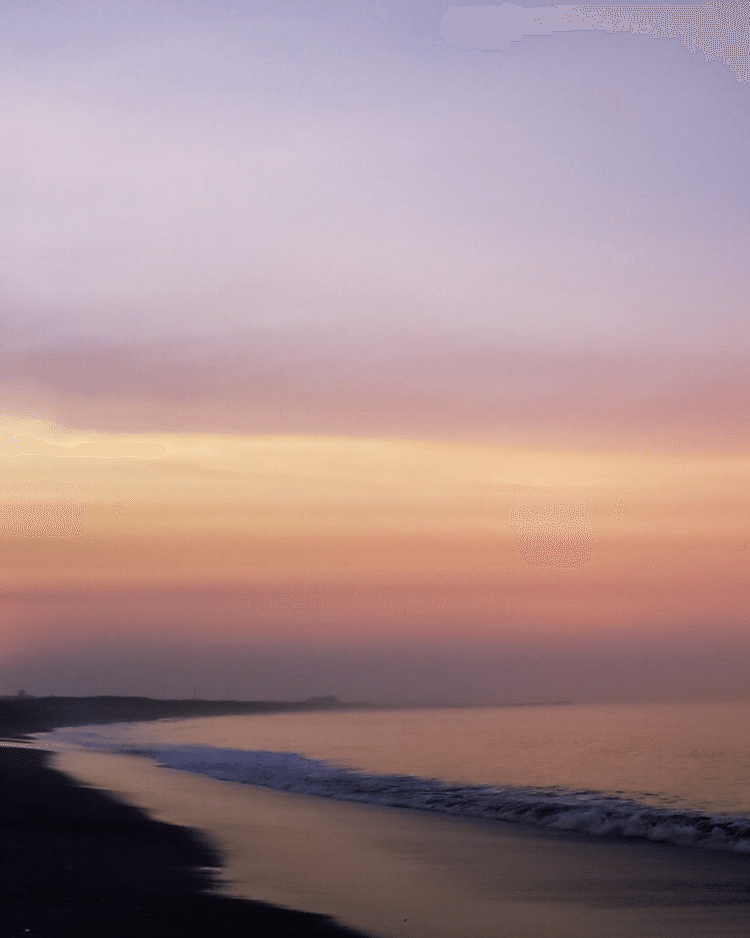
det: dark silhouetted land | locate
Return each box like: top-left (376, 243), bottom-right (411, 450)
top-left (0, 693), bottom-right (362, 741)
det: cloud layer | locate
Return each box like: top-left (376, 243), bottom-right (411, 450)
top-left (1, 1), bottom-right (749, 701)
top-left (1, 332), bottom-right (748, 451)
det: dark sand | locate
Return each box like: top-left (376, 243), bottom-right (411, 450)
top-left (0, 746), bottom-right (374, 937)
top-left (0, 697), bottom-right (372, 938)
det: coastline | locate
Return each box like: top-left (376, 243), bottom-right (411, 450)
top-left (51, 743), bottom-right (750, 938)
top-left (0, 696), bottom-right (373, 938)
top-left (0, 693), bottom-right (367, 741)
top-left (9, 697), bottom-right (750, 938)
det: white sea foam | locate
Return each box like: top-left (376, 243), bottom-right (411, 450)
top-left (46, 727), bottom-right (750, 855)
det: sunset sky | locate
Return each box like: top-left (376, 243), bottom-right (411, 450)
top-left (1, 0), bottom-right (748, 703)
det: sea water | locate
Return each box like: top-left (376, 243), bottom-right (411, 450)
top-left (39, 702), bottom-right (750, 938)
top-left (44, 701), bottom-right (750, 852)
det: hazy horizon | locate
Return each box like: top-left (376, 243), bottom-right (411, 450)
top-left (1, 0), bottom-right (748, 705)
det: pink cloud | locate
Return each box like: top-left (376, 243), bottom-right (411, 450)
top-left (0, 331), bottom-right (747, 451)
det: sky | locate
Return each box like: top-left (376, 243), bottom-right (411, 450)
top-left (1, 0), bottom-right (749, 703)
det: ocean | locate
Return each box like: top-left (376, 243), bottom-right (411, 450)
top-left (39, 702), bottom-right (750, 938)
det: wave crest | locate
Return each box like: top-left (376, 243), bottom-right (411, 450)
top-left (125, 744), bottom-right (750, 854)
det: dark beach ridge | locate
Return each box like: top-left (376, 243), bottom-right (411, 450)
top-left (0, 696), bottom-right (374, 938)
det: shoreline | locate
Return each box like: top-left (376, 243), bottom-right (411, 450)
top-left (0, 693), bottom-right (371, 741)
top-left (0, 696), bottom-right (375, 938)
top-left (0, 745), bottom-right (373, 938)
top-left (9, 697), bottom-right (750, 937)
top-left (50, 742), bottom-right (750, 938)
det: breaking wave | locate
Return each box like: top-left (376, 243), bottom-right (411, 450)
top-left (100, 741), bottom-right (750, 854)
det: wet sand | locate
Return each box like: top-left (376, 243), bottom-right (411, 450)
top-left (0, 745), bottom-right (371, 938)
top-left (52, 745), bottom-right (750, 938)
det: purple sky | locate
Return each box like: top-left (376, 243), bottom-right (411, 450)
top-left (3, 1), bottom-right (748, 362)
top-left (2, 0), bottom-right (748, 448)
top-left (1, 1), bottom-right (749, 702)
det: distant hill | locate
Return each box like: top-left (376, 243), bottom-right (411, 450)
top-left (0, 694), bottom-right (364, 739)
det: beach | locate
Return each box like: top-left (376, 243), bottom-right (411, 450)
top-left (0, 745), bottom-right (376, 938)
top-left (49, 744), bottom-right (750, 938)
top-left (0, 699), bottom-right (371, 938)
top-left (8, 699), bottom-right (750, 937)
top-left (3, 1), bottom-right (748, 933)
